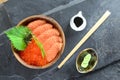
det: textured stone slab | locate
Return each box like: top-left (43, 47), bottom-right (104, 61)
top-left (0, 0), bottom-right (120, 80)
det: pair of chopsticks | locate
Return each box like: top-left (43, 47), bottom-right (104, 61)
top-left (58, 10), bottom-right (111, 69)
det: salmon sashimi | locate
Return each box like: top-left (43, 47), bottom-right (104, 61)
top-left (37, 28), bottom-right (60, 43)
top-left (43, 36), bottom-right (62, 51)
top-left (46, 42), bottom-right (63, 62)
top-left (27, 20), bottom-right (46, 31)
top-left (32, 23), bottom-right (53, 36)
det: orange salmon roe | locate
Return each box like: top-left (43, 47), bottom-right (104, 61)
top-left (19, 40), bottom-right (48, 66)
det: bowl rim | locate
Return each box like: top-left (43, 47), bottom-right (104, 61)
top-left (76, 48), bottom-right (98, 73)
top-left (12, 15), bottom-right (66, 69)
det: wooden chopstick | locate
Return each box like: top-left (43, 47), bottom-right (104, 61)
top-left (58, 10), bottom-right (111, 69)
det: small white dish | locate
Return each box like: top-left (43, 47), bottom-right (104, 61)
top-left (70, 11), bottom-right (87, 31)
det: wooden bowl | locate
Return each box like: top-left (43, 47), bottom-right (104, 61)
top-left (12, 15), bottom-right (65, 69)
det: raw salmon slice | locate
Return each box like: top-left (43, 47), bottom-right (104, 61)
top-left (37, 28), bottom-right (60, 43)
top-left (27, 20), bottom-right (46, 31)
top-left (33, 23), bottom-right (53, 36)
top-left (46, 42), bottom-right (63, 62)
top-left (43, 36), bottom-right (62, 51)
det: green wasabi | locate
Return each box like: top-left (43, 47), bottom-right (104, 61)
top-left (81, 54), bottom-right (91, 68)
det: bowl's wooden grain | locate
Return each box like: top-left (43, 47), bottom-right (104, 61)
top-left (12, 15), bottom-right (65, 69)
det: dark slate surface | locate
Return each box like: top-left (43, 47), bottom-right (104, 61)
top-left (0, 0), bottom-right (120, 80)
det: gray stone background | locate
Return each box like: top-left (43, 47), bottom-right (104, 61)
top-left (0, 0), bottom-right (120, 80)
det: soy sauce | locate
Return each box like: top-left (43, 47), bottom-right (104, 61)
top-left (74, 17), bottom-right (83, 27)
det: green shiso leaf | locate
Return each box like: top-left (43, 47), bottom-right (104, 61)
top-left (4, 26), bottom-right (45, 58)
top-left (5, 26), bottom-right (31, 50)
top-left (8, 35), bottom-right (26, 50)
